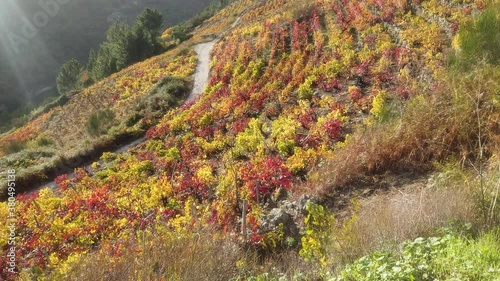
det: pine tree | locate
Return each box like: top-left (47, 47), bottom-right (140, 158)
top-left (131, 8), bottom-right (165, 62)
top-left (56, 59), bottom-right (83, 95)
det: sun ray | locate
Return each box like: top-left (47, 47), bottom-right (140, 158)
top-left (0, 0), bottom-right (59, 108)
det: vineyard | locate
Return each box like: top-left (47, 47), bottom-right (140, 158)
top-left (1, 0), bottom-right (499, 279)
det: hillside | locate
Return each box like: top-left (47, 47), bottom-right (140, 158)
top-left (1, 0), bottom-right (500, 280)
top-left (0, 0), bottom-right (211, 116)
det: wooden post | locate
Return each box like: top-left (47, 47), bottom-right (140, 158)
top-left (255, 181), bottom-right (260, 205)
top-left (242, 199), bottom-right (247, 243)
top-left (233, 166), bottom-right (239, 207)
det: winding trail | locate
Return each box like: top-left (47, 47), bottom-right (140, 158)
top-left (29, 23), bottom-right (234, 193)
top-left (188, 16), bottom-right (242, 100)
top-left (189, 41), bottom-right (217, 102)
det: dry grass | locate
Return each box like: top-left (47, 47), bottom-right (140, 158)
top-left (317, 177), bottom-right (478, 271)
top-left (315, 66), bottom-right (500, 195)
top-left (237, 249), bottom-right (319, 280)
top-left (40, 226), bottom-right (322, 281)
top-left (351, 186), bottom-right (474, 251)
top-left (46, 227), bottom-right (241, 281)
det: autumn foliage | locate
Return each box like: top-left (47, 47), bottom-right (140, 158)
top-left (0, 0), bottom-right (487, 279)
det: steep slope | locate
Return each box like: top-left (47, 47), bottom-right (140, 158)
top-left (0, 1), bottom-right (244, 196)
top-left (0, 48), bottom-right (197, 196)
top-left (1, 0), bottom-right (498, 279)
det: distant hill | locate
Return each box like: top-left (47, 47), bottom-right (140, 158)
top-left (0, 0), bottom-right (211, 113)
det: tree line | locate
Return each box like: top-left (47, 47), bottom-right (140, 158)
top-left (57, 8), bottom-right (165, 95)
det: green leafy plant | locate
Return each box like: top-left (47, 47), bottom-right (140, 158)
top-left (299, 203), bottom-right (336, 268)
top-left (334, 228), bottom-right (500, 281)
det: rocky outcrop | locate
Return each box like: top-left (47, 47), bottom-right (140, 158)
top-left (258, 195), bottom-right (318, 241)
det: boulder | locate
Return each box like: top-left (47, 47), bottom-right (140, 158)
top-left (258, 194), bottom-right (318, 239)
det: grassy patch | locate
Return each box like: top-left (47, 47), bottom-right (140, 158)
top-left (86, 109), bottom-right (116, 137)
top-left (0, 140), bottom-right (27, 155)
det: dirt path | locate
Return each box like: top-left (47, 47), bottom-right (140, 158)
top-left (187, 16), bottom-right (242, 102)
top-left (187, 41), bottom-right (217, 102)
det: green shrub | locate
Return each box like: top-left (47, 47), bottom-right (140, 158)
top-left (450, 4), bottom-right (500, 71)
top-left (1, 146), bottom-right (56, 169)
top-left (86, 109), bottom-right (116, 137)
top-left (34, 135), bottom-right (55, 147)
top-left (140, 76), bottom-right (188, 118)
top-left (171, 25), bottom-right (191, 42)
